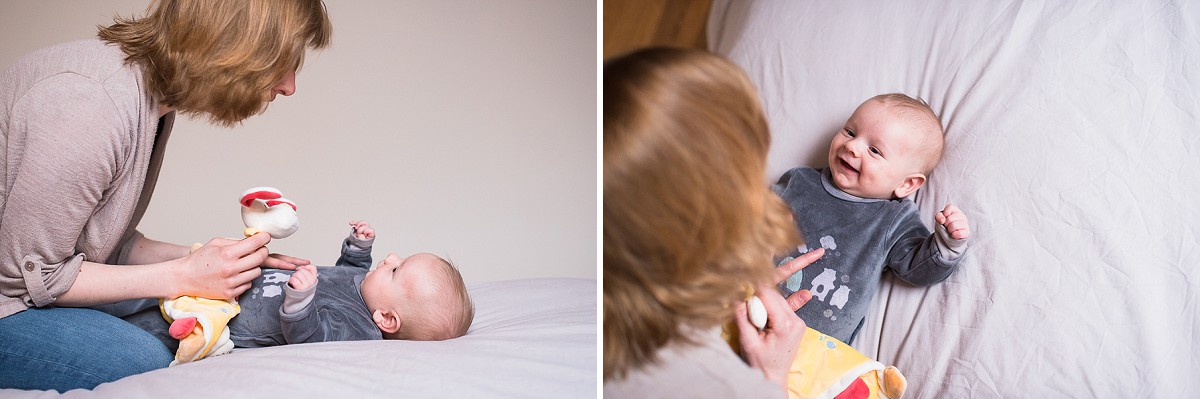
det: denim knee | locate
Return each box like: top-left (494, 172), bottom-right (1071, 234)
top-left (0, 307), bottom-right (171, 392)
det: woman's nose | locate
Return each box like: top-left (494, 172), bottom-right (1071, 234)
top-left (273, 70), bottom-right (296, 97)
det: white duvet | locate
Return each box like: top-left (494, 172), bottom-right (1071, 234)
top-left (710, 1), bottom-right (1200, 397)
top-left (1, 278), bottom-right (597, 398)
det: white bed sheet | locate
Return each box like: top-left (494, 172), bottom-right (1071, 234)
top-left (710, 1), bottom-right (1200, 397)
top-left (2, 278), bottom-right (597, 398)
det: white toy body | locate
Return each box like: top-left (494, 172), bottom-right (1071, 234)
top-left (240, 186), bottom-right (299, 238)
top-left (748, 295), bottom-right (768, 330)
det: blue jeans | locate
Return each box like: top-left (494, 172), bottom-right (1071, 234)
top-left (0, 307), bottom-right (171, 392)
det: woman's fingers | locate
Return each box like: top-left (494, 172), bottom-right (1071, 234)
top-left (774, 247), bottom-right (825, 285)
top-left (757, 284), bottom-right (798, 329)
top-left (229, 232), bottom-right (272, 257)
top-left (230, 258), bottom-right (265, 290)
top-left (260, 256), bottom-right (296, 270)
top-left (786, 289), bottom-right (813, 313)
top-left (230, 281), bottom-right (253, 299)
top-left (211, 246), bottom-right (268, 295)
top-left (184, 236), bottom-right (270, 299)
top-left (733, 301), bottom-right (763, 350)
top-left (274, 253), bottom-right (310, 266)
top-left (738, 288), bottom-right (807, 387)
top-left (263, 253), bottom-right (311, 270)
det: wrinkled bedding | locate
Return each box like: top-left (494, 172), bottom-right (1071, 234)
top-left (2, 278), bottom-right (597, 398)
top-left (709, 1), bottom-right (1200, 397)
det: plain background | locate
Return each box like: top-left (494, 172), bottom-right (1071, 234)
top-left (0, 0), bottom-right (597, 284)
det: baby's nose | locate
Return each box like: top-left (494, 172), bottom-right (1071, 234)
top-left (845, 141), bottom-right (862, 157)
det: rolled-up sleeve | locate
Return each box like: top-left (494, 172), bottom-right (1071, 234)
top-left (14, 254), bottom-right (85, 306)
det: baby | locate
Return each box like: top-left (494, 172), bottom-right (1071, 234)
top-left (774, 93), bottom-right (970, 344)
top-left (126, 221), bottom-right (474, 356)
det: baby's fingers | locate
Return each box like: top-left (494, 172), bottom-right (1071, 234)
top-left (945, 221), bottom-right (971, 239)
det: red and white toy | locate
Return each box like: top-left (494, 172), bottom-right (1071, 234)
top-left (239, 186), bottom-right (299, 238)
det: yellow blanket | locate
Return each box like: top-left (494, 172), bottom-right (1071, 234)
top-left (160, 296), bottom-right (240, 365)
top-left (725, 325), bottom-right (906, 399)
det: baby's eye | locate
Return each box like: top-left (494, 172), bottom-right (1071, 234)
top-left (869, 147), bottom-right (882, 156)
top-left (844, 129), bottom-right (856, 137)
top-left (391, 266), bottom-right (398, 274)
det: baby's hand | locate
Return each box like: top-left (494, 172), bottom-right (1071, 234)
top-left (288, 264), bottom-right (319, 290)
top-left (349, 220), bottom-right (375, 240)
top-left (934, 204), bottom-right (970, 240)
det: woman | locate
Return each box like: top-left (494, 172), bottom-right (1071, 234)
top-left (0, 0), bottom-right (332, 391)
top-left (604, 47), bottom-right (824, 397)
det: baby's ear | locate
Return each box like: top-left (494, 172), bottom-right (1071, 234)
top-left (893, 173), bottom-right (926, 199)
top-left (372, 309), bottom-right (401, 334)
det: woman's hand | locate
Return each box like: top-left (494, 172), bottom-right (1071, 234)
top-left (774, 249), bottom-right (820, 312)
top-left (734, 248), bottom-right (825, 387)
top-left (178, 232), bottom-right (273, 299)
top-left (263, 252), bottom-right (311, 270)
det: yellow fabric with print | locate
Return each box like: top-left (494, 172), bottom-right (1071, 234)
top-left (787, 327), bottom-right (887, 399)
top-left (724, 324), bottom-right (900, 399)
top-left (160, 296), bottom-right (240, 365)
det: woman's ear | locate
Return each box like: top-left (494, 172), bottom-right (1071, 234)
top-left (372, 309), bottom-right (401, 334)
top-left (892, 173), bottom-right (926, 199)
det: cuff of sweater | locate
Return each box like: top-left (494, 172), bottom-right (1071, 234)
top-left (282, 281), bottom-right (317, 315)
top-left (934, 224), bottom-right (969, 261)
top-left (346, 235), bottom-right (374, 252)
top-left (18, 253), bottom-right (84, 308)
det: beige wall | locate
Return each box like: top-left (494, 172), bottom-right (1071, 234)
top-left (0, 1), bottom-right (598, 283)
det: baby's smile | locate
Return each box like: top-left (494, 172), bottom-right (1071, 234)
top-left (836, 156), bottom-right (859, 176)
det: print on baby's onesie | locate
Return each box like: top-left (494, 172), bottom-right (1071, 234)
top-left (246, 271), bottom-right (291, 300)
top-left (776, 235), bottom-right (850, 322)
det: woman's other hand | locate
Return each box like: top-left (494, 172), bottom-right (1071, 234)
top-left (775, 248), bottom-right (822, 312)
top-left (262, 252), bottom-right (310, 270)
top-left (734, 247), bottom-right (825, 387)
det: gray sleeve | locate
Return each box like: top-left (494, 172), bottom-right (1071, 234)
top-left (281, 280), bottom-right (316, 314)
top-left (279, 288), bottom-right (380, 343)
top-left (772, 167), bottom-right (799, 195)
top-left (334, 235), bottom-right (373, 269)
top-left (279, 283), bottom-right (328, 344)
top-left (884, 211), bottom-right (966, 286)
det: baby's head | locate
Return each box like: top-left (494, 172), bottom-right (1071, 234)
top-left (360, 252), bottom-right (474, 341)
top-left (826, 93), bottom-right (944, 199)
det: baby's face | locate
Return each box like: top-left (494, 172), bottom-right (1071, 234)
top-left (826, 100), bottom-right (923, 199)
top-left (360, 252), bottom-right (448, 314)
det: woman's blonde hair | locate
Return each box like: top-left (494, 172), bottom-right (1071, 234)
top-left (98, 0), bottom-right (332, 126)
top-left (603, 48), bottom-right (800, 380)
